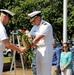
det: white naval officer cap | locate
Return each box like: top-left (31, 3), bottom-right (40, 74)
top-left (0, 9), bottom-right (15, 19)
top-left (28, 11), bottom-right (41, 22)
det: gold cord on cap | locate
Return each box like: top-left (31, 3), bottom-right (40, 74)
top-left (30, 16), bottom-right (37, 22)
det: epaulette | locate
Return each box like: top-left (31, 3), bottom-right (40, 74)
top-left (42, 22), bottom-right (47, 25)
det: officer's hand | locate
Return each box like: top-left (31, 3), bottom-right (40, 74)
top-left (31, 43), bottom-right (37, 49)
top-left (19, 47), bottom-right (27, 53)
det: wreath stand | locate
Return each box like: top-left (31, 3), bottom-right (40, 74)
top-left (9, 30), bottom-right (26, 75)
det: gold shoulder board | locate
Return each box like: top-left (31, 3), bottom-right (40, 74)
top-left (42, 22), bottom-right (47, 25)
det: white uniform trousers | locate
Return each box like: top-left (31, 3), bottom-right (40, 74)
top-left (36, 45), bottom-right (53, 75)
top-left (0, 51), bottom-right (3, 75)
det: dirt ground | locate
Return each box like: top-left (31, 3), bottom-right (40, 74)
top-left (2, 68), bottom-right (33, 75)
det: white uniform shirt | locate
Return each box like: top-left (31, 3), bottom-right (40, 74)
top-left (30, 19), bottom-right (54, 46)
top-left (0, 21), bottom-right (8, 51)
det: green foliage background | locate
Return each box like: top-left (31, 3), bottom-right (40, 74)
top-left (0, 0), bottom-right (74, 43)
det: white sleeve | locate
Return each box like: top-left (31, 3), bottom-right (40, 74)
top-left (39, 25), bottom-right (52, 36)
top-left (0, 29), bottom-right (8, 41)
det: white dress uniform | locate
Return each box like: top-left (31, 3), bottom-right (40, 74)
top-left (0, 21), bottom-right (8, 75)
top-left (30, 19), bottom-right (54, 75)
top-left (0, 9), bottom-right (14, 75)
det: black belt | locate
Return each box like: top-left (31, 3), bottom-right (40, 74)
top-left (52, 64), bottom-right (56, 66)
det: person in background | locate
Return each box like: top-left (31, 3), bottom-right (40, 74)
top-left (28, 11), bottom-right (54, 75)
top-left (0, 9), bottom-right (26, 75)
top-left (68, 42), bottom-right (74, 52)
top-left (51, 39), bottom-right (61, 75)
top-left (68, 42), bottom-right (74, 75)
top-left (60, 43), bottom-right (72, 75)
top-left (31, 49), bottom-right (37, 75)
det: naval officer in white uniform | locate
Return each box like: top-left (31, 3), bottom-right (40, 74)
top-left (28, 11), bottom-right (54, 75)
top-left (0, 9), bottom-right (26, 75)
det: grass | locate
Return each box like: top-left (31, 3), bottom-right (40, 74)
top-left (3, 57), bottom-right (12, 63)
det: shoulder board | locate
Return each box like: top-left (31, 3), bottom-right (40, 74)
top-left (42, 22), bottom-right (47, 25)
